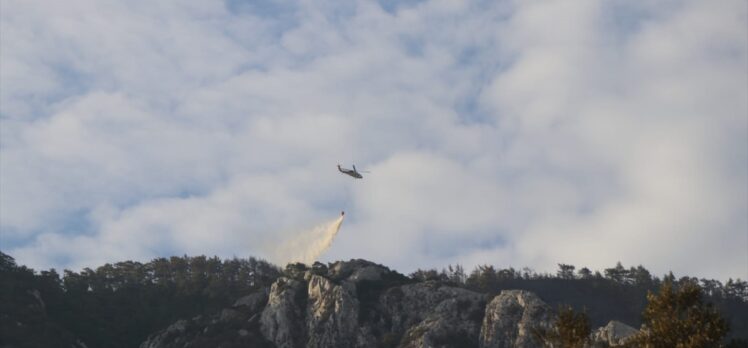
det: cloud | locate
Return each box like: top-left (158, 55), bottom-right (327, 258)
top-left (1, 0), bottom-right (745, 281)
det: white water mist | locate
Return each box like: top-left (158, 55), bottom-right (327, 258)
top-left (270, 214), bottom-right (344, 265)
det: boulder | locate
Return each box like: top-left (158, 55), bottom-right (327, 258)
top-left (381, 281), bottom-right (486, 334)
top-left (590, 320), bottom-right (638, 347)
top-left (400, 295), bottom-right (486, 348)
top-left (479, 290), bottom-right (554, 348)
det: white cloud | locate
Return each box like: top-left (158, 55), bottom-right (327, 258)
top-left (1, 0), bottom-right (745, 281)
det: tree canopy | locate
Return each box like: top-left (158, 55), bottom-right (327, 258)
top-left (629, 280), bottom-right (729, 347)
top-left (2, 251), bottom-right (747, 347)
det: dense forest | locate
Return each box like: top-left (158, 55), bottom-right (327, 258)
top-left (1, 252), bottom-right (280, 347)
top-left (410, 262), bottom-right (748, 334)
top-left (1, 251), bottom-right (746, 347)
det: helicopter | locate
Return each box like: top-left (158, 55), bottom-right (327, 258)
top-left (337, 164), bottom-right (366, 179)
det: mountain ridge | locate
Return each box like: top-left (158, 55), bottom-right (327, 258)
top-left (1, 253), bottom-right (746, 347)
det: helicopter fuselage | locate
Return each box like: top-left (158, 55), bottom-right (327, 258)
top-left (338, 165), bottom-right (363, 179)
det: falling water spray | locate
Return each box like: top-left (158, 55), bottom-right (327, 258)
top-left (271, 212), bottom-right (345, 265)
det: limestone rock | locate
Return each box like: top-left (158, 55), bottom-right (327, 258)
top-left (590, 320), bottom-right (638, 347)
top-left (377, 281), bottom-right (487, 347)
top-left (381, 281), bottom-right (486, 334)
top-left (306, 275), bottom-right (364, 348)
top-left (137, 260), bottom-right (584, 348)
top-left (479, 290), bottom-right (554, 348)
top-left (400, 295), bottom-right (486, 348)
top-left (261, 277), bottom-right (307, 348)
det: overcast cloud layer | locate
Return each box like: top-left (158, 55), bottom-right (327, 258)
top-left (1, 0), bottom-right (746, 280)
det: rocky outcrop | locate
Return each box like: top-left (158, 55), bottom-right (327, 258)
top-left (479, 290), bottom-right (555, 348)
top-left (234, 288), bottom-right (270, 312)
top-left (379, 281), bottom-right (487, 347)
top-left (590, 320), bottom-right (638, 347)
top-left (264, 262), bottom-right (389, 348)
top-left (139, 287), bottom-right (274, 348)
top-left (399, 293), bottom-right (487, 348)
top-left (327, 259), bottom-right (388, 282)
top-left (306, 275), bottom-right (374, 348)
top-left (140, 261), bottom-right (395, 348)
top-left (140, 259), bottom-right (646, 348)
top-left (261, 277), bottom-right (308, 348)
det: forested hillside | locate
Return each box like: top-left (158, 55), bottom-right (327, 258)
top-left (1, 252), bottom-right (280, 347)
top-left (1, 251), bottom-right (746, 347)
top-left (411, 262), bottom-right (748, 335)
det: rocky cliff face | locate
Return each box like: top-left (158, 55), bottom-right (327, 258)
top-left (589, 320), bottom-right (638, 347)
top-left (305, 274), bottom-right (363, 348)
top-left (139, 289), bottom-right (274, 348)
top-left (382, 282), bottom-right (487, 348)
top-left (479, 290), bottom-right (554, 348)
top-left (140, 260), bottom-right (634, 348)
top-left (261, 277), bottom-right (307, 348)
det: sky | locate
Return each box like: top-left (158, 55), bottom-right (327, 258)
top-left (1, 0), bottom-right (746, 281)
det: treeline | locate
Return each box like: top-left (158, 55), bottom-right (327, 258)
top-left (410, 261), bottom-right (748, 339)
top-left (2, 251), bottom-right (747, 347)
top-left (59, 255), bottom-right (280, 298)
top-left (541, 280), bottom-right (745, 348)
top-left (410, 262), bottom-right (748, 302)
top-left (0, 252), bottom-right (279, 348)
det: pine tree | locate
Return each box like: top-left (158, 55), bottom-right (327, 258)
top-left (557, 264), bottom-right (576, 280)
top-left (629, 280), bottom-right (728, 347)
top-left (534, 305), bottom-right (590, 348)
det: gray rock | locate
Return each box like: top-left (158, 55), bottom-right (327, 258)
top-left (400, 295), bottom-right (486, 348)
top-left (306, 275), bottom-right (363, 348)
top-left (260, 277), bottom-right (307, 348)
top-left (138, 261), bottom-right (587, 348)
top-left (376, 281), bottom-right (487, 347)
top-left (139, 320), bottom-right (188, 348)
top-left (233, 288), bottom-right (269, 312)
top-left (381, 281), bottom-right (486, 334)
top-left (139, 297), bottom-right (270, 348)
top-left (590, 320), bottom-right (638, 347)
top-left (479, 290), bottom-right (554, 348)
top-left (328, 259), bottom-right (386, 281)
